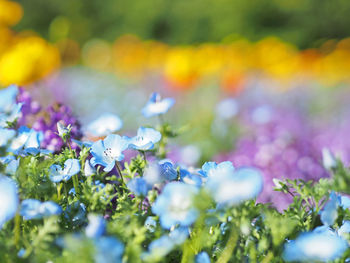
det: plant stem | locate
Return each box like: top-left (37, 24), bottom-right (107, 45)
top-left (14, 212), bottom-right (21, 248)
top-left (116, 161), bottom-right (125, 184)
top-left (72, 174), bottom-right (80, 195)
top-left (142, 151), bottom-right (147, 162)
top-left (57, 183), bottom-right (63, 200)
top-left (216, 228), bottom-right (238, 263)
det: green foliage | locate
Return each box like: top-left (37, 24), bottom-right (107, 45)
top-left (15, 0), bottom-right (350, 48)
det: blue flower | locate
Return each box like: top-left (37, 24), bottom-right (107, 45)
top-left (84, 159), bottom-right (96, 176)
top-left (144, 216), bottom-right (157, 232)
top-left (322, 148), bottom-right (337, 170)
top-left (90, 134), bottom-right (129, 172)
top-left (180, 168), bottom-right (203, 187)
top-left (143, 163), bottom-right (163, 186)
top-left (5, 158), bottom-right (19, 175)
top-left (0, 103), bottom-right (22, 128)
top-left (85, 214), bottom-right (106, 238)
top-left (86, 112), bottom-right (123, 137)
top-left (142, 92), bottom-right (175, 118)
top-left (142, 227), bottom-right (189, 260)
top-left (143, 235), bottom-right (175, 260)
top-left (338, 221), bottom-right (350, 237)
top-left (128, 127), bottom-right (161, 151)
top-left (0, 85), bottom-right (18, 112)
top-left (0, 128), bottom-right (15, 147)
top-left (201, 161), bottom-right (234, 178)
top-left (159, 160), bottom-right (177, 181)
top-left (319, 192), bottom-right (350, 226)
top-left (8, 126), bottom-right (43, 153)
top-left (283, 228), bottom-right (348, 262)
top-left (0, 175), bottom-right (18, 228)
top-left (20, 199), bottom-right (62, 220)
top-left (71, 139), bottom-right (93, 149)
top-left (196, 252), bottom-right (211, 263)
top-left (152, 182), bottom-right (199, 229)
top-left (49, 159), bottom-right (81, 183)
top-left (94, 236), bottom-right (124, 263)
top-left (205, 167), bottom-right (263, 206)
top-left (127, 177), bottom-right (150, 196)
top-left (57, 121), bottom-right (70, 138)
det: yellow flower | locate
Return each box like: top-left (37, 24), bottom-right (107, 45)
top-left (0, 36), bottom-right (60, 86)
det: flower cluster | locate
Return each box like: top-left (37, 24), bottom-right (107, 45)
top-left (1, 85), bottom-right (350, 263)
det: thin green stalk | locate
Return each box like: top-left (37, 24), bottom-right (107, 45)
top-left (141, 150), bottom-right (147, 163)
top-left (14, 212), bottom-right (21, 248)
top-left (116, 161), bottom-right (125, 184)
top-left (72, 174), bottom-right (80, 195)
top-left (216, 228), bottom-right (238, 263)
top-left (57, 183), bottom-right (63, 200)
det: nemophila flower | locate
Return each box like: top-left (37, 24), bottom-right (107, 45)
top-left (322, 148), bottom-right (337, 170)
top-left (143, 235), bottom-right (174, 260)
top-left (0, 85), bottom-right (18, 112)
top-left (0, 128), bottom-right (15, 147)
top-left (64, 202), bottom-right (86, 228)
top-left (57, 121), bottom-right (70, 138)
top-left (338, 221), bottom-right (350, 237)
top-left (205, 167), bottom-right (263, 206)
top-left (180, 168), bottom-right (203, 187)
top-left (201, 161), bottom-right (234, 178)
top-left (196, 252), bottom-right (211, 263)
top-left (84, 159), bottom-right (96, 176)
top-left (142, 227), bottom-right (189, 260)
top-left (142, 92), bottom-right (175, 118)
top-left (144, 216), bottom-right (157, 232)
top-left (0, 175), bottom-right (18, 229)
top-left (49, 159), bottom-right (80, 183)
top-left (168, 227), bottom-right (189, 245)
top-left (152, 182), bottom-right (199, 229)
top-left (143, 163), bottom-right (162, 186)
top-left (94, 236), bottom-right (124, 263)
top-left (5, 158), bottom-right (19, 175)
top-left (85, 214), bottom-right (106, 238)
top-left (319, 192), bottom-right (350, 226)
top-left (0, 103), bottom-right (22, 128)
top-left (159, 160), bottom-right (177, 181)
top-left (283, 228), bottom-right (348, 262)
top-left (90, 134), bottom-right (129, 172)
top-left (20, 199), bottom-right (62, 220)
top-left (127, 177), bottom-right (150, 196)
top-left (86, 112), bottom-right (123, 137)
top-left (72, 139), bottom-right (93, 149)
top-left (8, 126), bottom-right (43, 153)
top-left (128, 127), bottom-right (161, 151)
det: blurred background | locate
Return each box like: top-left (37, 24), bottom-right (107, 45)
top-left (2, 0), bottom-right (350, 208)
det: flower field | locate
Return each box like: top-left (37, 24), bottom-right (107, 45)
top-left (3, 0), bottom-right (350, 262)
top-left (1, 84), bottom-right (350, 263)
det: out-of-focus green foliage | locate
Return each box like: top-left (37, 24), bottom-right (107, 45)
top-left (14, 0), bottom-right (350, 48)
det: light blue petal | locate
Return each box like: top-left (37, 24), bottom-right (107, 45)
top-left (94, 237), bottom-right (124, 263)
top-left (84, 159), bottom-right (96, 176)
top-left (127, 178), bottom-right (150, 196)
top-left (0, 85), bottom-right (18, 112)
top-left (85, 214), bottom-right (106, 238)
top-left (86, 113), bottom-right (123, 137)
top-left (63, 159), bottom-right (81, 177)
top-left (320, 193), bottom-right (338, 226)
top-left (0, 128), bottom-right (15, 147)
top-left (196, 252), bottom-right (211, 263)
top-left (283, 230), bottom-right (348, 262)
top-left (0, 175), bottom-right (19, 228)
